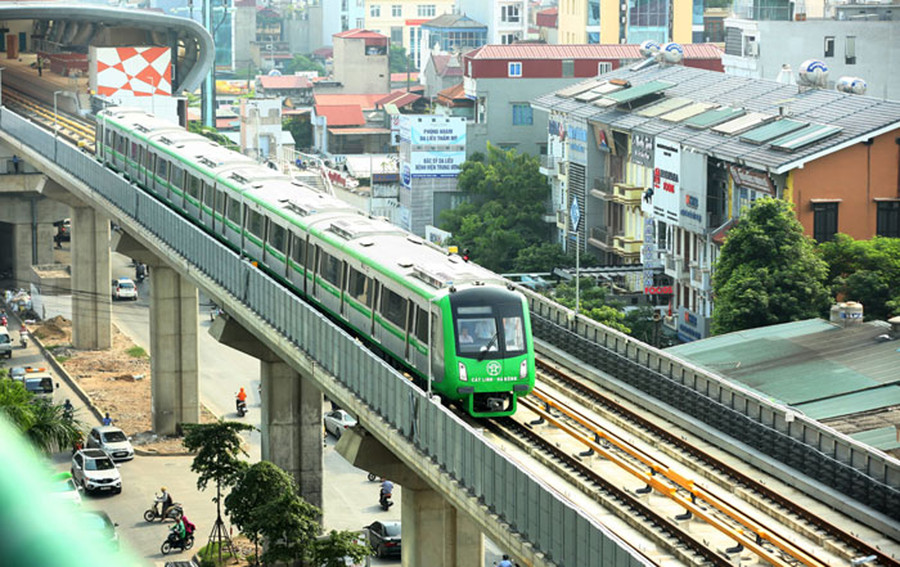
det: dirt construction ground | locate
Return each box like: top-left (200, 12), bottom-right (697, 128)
top-left (32, 316), bottom-right (215, 453)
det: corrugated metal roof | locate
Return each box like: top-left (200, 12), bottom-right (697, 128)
top-left (770, 123), bottom-right (842, 151)
top-left (636, 97), bottom-right (692, 117)
top-left (467, 43), bottom-right (722, 61)
top-left (531, 63), bottom-right (900, 173)
top-left (314, 105), bottom-right (365, 126)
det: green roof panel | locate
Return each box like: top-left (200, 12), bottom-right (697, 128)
top-left (770, 123), bottom-right (843, 151)
top-left (603, 80), bottom-right (675, 103)
top-left (685, 107), bottom-right (746, 129)
top-left (740, 119), bottom-right (808, 144)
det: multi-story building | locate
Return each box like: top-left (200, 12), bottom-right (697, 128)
top-left (421, 52), bottom-right (463, 99)
top-left (535, 6), bottom-right (558, 44)
top-left (463, 43), bottom-right (723, 157)
top-left (457, 0), bottom-right (529, 45)
top-left (332, 28), bottom-right (391, 94)
top-left (557, 0), bottom-right (694, 45)
top-left (532, 63), bottom-right (900, 342)
top-left (723, 0), bottom-right (900, 100)
top-left (419, 14), bottom-right (488, 71)
top-left (363, 0), bottom-right (455, 68)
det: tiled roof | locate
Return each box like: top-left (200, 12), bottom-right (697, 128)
top-left (437, 82), bottom-right (466, 100)
top-left (313, 46), bottom-right (333, 59)
top-left (390, 72), bottom-right (420, 83)
top-left (313, 93), bottom-right (388, 111)
top-left (314, 104), bottom-right (365, 126)
top-left (531, 63), bottom-right (900, 174)
top-left (333, 28), bottom-right (387, 40)
top-left (432, 54), bottom-right (463, 77)
top-left (421, 13), bottom-right (487, 29)
top-left (466, 43), bottom-right (722, 61)
top-left (375, 90), bottom-right (422, 108)
top-left (258, 75), bottom-right (312, 90)
top-left (536, 7), bottom-right (558, 28)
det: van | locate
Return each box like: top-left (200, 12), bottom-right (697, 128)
top-left (23, 372), bottom-right (57, 403)
top-left (0, 326), bottom-right (12, 359)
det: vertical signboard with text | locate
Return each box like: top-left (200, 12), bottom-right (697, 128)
top-left (652, 138), bottom-right (680, 224)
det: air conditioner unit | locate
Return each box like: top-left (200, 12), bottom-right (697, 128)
top-left (746, 41), bottom-right (759, 56)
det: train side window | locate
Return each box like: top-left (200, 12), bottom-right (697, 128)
top-left (186, 175), bottom-right (201, 201)
top-left (380, 287), bottom-right (407, 329)
top-left (131, 142), bottom-right (138, 160)
top-left (171, 168), bottom-right (184, 191)
top-left (202, 182), bottom-right (215, 209)
top-left (290, 234), bottom-right (306, 266)
top-left (226, 197), bottom-right (241, 224)
top-left (319, 250), bottom-right (341, 287)
top-left (106, 130), bottom-right (113, 147)
top-left (415, 306), bottom-right (428, 343)
top-left (156, 157), bottom-right (168, 181)
top-left (246, 209), bottom-right (265, 239)
top-left (347, 267), bottom-right (372, 307)
top-left (215, 189), bottom-right (226, 215)
top-left (115, 134), bottom-right (125, 155)
top-left (269, 223), bottom-right (286, 254)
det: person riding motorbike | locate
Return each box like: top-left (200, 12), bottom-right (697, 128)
top-left (157, 487), bottom-right (174, 519)
top-left (379, 478), bottom-right (394, 509)
top-left (172, 517), bottom-right (187, 543)
top-left (19, 325), bottom-right (28, 347)
top-left (236, 388), bottom-right (248, 416)
top-left (62, 399), bottom-right (74, 420)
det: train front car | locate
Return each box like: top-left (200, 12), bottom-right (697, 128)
top-left (442, 285), bottom-right (535, 417)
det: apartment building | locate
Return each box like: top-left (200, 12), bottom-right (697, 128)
top-left (557, 0), bottom-right (694, 45)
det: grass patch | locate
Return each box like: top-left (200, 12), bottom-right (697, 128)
top-left (126, 346), bottom-right (148, 358)
top-left (56, 356), bottom-right (70, 364)
top-left (197, 541), bottom-right (243, 566)
top-left (46, 344), bottom-right (71, 352)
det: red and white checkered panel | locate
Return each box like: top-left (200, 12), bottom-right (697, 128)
top-left (95, 47), bottom-right (172, 97)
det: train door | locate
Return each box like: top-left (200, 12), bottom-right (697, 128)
top-left (339, 261), bottom-right (348, 317)
top-left (370, 281), bottom-right (381, 339)
top-left (215, 187), bottom-right (227, 236)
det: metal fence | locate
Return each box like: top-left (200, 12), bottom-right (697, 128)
top-left (524, 290), bottom-right (900, 523)
top-left (0, 109), bottom-right (650, 567)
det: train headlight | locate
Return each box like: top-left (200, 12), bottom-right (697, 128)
top-left (458, 362), bottom-right (468, 382)
top-left (520, 360), bottom-right (528, 380)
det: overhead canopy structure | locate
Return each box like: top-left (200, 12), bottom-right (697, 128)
top-left (0, 3), bottom-right (214, 94)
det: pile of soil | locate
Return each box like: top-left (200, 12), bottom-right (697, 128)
top-left (33, 317), bottom-right (214, 453)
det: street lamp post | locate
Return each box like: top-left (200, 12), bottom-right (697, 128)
top-left (0, 67), bottom-right (5, 107)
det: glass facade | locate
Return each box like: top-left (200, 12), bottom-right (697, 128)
top-left (628, 0), bottom-right (669, 43)
top-left (420, 23), bottom-right (488, 53)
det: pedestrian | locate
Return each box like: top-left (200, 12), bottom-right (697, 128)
top-left (12, 154), bottom-right (20, 173)
top-left (102, 412), bottom-right (113, 426)
top-left (497, 554), bottom-right (514, 567)
top-left (36, 57), bottom-right (43, 77)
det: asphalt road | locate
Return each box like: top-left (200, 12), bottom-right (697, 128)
top-left (23, 252), bottom-right (505, 566)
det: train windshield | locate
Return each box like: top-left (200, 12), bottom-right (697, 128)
top-left (453, 303), bottom-right (526, 358)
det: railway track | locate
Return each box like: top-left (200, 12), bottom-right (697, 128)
top-left (486, 354), bottom-right (898, 566)
top-left (2, 87), bottom-right (96, 152)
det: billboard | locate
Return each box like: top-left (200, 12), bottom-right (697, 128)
top-left (91, 46), bottom-right (172, 97)
top-left (651, 138), bottom-right (680, 224)
top-left (398, 115), bottom-right (466, 146)
top-left (410, 150), bottom-right (466, 178)
top-left (679, 149), bottom-right (708, 233)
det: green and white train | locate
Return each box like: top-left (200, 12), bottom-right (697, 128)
top-left (95, 107), bottom-right (535, 417)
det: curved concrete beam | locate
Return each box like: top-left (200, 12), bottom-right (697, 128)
top-left (0, 4), bottom-right (213, 93)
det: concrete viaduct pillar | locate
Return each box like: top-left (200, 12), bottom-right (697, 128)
top-left (116, 233), bottom-right (200, 435)
top-left (209, 314), bottom-right (324, 510)
top-left (339, 430), bottom-right (484, 567)
top-left (70, 205), bottom-right (112, 349)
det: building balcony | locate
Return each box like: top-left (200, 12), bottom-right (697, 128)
top-left (610, 183), bottom-right (643, 205)
top-left (539, 155), bottom-right (560, 177)
top-left (690, 263), bottom-right (712, 290)
top-left (588, 226), bottom-right (616, 251)
top-left (589, 176), bottom-right (612, 199)
top-left (556, 209), bottom-right (567, 229)
top-left (664, 254), bottom-right (689, 281)
top-left (612, 234), bottom-right (642, 258)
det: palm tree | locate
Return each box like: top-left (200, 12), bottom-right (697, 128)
top-left (0, 378), bottom-right (83, 454)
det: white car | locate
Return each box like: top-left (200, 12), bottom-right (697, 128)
top-left (323, 409), bottom-right (357, 439)
top-left (86, 426), bottom-right (135, 462)
top-left (71, 448), bottom-right (122, 495)
top-left (111, 277), bottom-right (138, 301)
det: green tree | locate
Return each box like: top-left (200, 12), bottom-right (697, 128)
top-left (439, 145), bottom-right (550, 272)
top-left (818, 234), bottom-right (900, 320)
top-left (225, 461), bottom-right (297, 562)
top-left (712, 197), bottom-right (830, 334)
top-left (284, 54), bottom-right (325, 76)
top-left (256, 491), bottom-right (321, 565)
top-left (389, 45), bottom-right (413, 74)
top-left (0, 378), bottom-right (82, 454)
top-left (311, 530), bottom-right (373, 567)
top-left (552, 278), bottom-right (630, 333)
top-left (182, 420), bottom-right (255, 564)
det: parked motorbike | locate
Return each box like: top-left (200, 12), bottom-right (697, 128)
top-left (378, 489), bottom-right (393, 511)
top-left (367, 472), bottom-right (378, 482)
top-left (160, 528), bottom-right (194, 555)
top-left (236, 397), bottom-right (247, 417)
top-left (144, 496), bottom-right (184, 522)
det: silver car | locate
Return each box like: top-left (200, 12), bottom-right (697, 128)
top-left (323, 409), bottom-right (357, 439)
top-left (87, 426), bottom-right (135, 462)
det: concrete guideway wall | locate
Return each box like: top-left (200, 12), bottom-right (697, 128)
top-left (0, 109), bottom-right (653, 567)
top-left (524, 292), bottom-right (900, 536)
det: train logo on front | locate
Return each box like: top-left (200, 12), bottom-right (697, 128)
top-left (486, 361), bottom-right (502, 377)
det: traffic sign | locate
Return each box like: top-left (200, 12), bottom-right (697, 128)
top-left (570, 199), bottom-right (581, 230)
